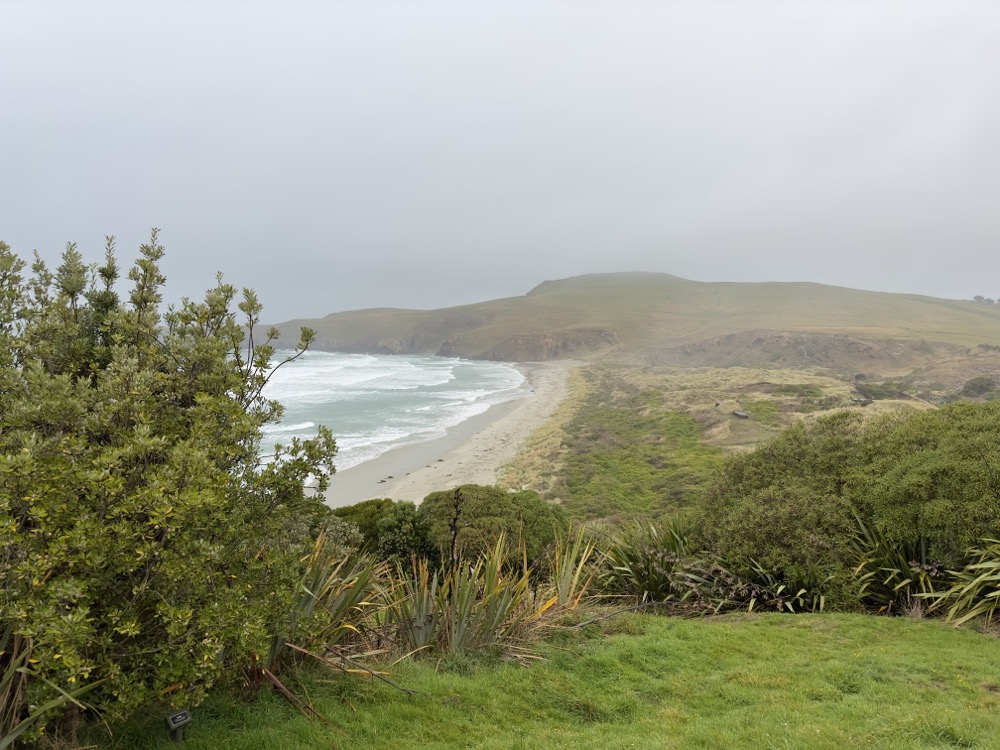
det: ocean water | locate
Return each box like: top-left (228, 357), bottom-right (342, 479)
top-left (260, 351), bottom-right (527, 470)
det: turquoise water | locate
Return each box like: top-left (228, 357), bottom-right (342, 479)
top-left (261, 351), bottom-right (526, 470)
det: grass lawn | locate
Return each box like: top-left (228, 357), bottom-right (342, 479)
top-left (100, 612), bottom-right (1000, 749)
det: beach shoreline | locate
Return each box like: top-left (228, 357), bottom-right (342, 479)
top-left (320, 360), bottom-right (577, 508)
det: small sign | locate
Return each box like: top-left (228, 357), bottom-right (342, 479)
top-left (166, 710), bottom-right (192, 729)
top-left (166, 710), bottom-right (192, 741)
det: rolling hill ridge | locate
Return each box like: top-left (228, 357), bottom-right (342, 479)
top-left (273, 272), bottom-right (1000, 375)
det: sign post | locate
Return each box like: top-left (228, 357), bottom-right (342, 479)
top-left (165, 710), bottom-right (192, 742)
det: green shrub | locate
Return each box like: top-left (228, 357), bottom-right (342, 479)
top-left (695, 411), bottom-right (865, 590)
top-left (0, 234), bottom-right (336, 737)
top-left (960, 376), bottom-right (995, 397)
top-left (419, 485), bottom-right (564, 567)
top-left (696, 402), bottom-right (1000, 609)
top-left (333, 498), bottom-right (394, 548)
top-left (847, 402), bottom-right (1000, 563)
top-left (376, 501), bottom-right (435, 569)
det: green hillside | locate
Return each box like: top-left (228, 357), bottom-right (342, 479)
top-left (272, 273), bottom-right (1000, 366)
top-left (103, 613), bottom-right (1000, 750)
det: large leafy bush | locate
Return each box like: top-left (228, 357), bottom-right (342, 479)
top-left (0, 233), bottom-right (336, 739)
top-left (696, 403), bottom-right (1000, 607)
top-left (848, 402), bottom-right (1000, 562)
top-left (696, 410), bottom-right (866, 577)
top-left (420, 484), bottom-right (565, 567)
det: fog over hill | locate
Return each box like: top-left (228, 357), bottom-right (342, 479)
top-left (4, 4), bottom-right (998, 320)
top-left (273, 272), bottom-right (1000, 372)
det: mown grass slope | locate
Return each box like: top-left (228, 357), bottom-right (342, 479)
top-left (101, 613), bottom-right (1000, 750)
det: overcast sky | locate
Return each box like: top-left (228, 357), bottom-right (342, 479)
top-left (2, 1), bottom-right (998, 321)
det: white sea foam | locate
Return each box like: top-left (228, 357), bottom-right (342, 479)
top-left (262, 421), bottom-right (317, 434)
top-left (260, 351), bottom-right (526, 469)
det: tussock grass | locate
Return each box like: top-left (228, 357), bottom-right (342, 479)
top-left (498, 366), bottom-right (591, 494)
top-left (100, 613), bottom-right (1000, 750)
top-left (501, 364), bottom-right (880, 521)
top-left (499, 363), bottom-right (940, 524)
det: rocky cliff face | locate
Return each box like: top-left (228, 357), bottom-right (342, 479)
top-left (438, 327), bottom-right (620, 361)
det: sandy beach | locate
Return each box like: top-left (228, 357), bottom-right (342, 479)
top-left (320, 360), bottom-right (576, 508)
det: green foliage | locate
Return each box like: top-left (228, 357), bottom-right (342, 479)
top-left (435, 538), bottom-right (532, 654)
top-left (696, 410), bottom-right (866, 586)
top-left (332, 499), bottom-right (435, 570)
top-left (388, 536), bottom-right (552, 655)
top-left (419, 485), bottom-right (564, 567)
top-left (728, 559), bottom-right (832, 614)
top-left (332, 498), bottom-right (393, 548)
top-left (375, 501), bottom-right (435, 569)
top-left (851, 518), bottom-right (949, 615)
top-left (508, 488), bottom-right (567, 564)
top-left (557, 368), bottom-right (722, 520)
top-left (0, 619), bottom-right (106, 749)
top-left (705, 485), bottom-right (858, 576)
top-left (854, 378), bottom-right (912, 401)
top-left (936, 539), bottom-right (1000, 625)
top-left (0, 233), bottom-right (336, 737)
top-left (600, 521), bottom-right (691, 603)
top-left (950, 375), bottom-right (1000, 403)
top-left (848, 402), bottom-right (1000, 563)
top-left (960, 375), bottom-right (996, 397)
top-left (267, 523), bottom-right (383, 672)
top-left (548, 525), bottom-right (601, 609)
top-left (389, 560), bottom-right (440, 652)
top-left (698, 402), bottom-right (1000, 608)
top-left (598, 520), bottom-right (833, 614)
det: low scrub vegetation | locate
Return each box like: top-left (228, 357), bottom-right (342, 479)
top-left (551, 367), bottom-right (724, 520)
top-left (502, 364), bottom-right (858, 522)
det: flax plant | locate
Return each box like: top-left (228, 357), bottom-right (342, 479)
top-left (389, 536), bottom-right (556, 655)
top-left (601, 520), bottom-right (691, 603)
top-left (549, 525), bottom-right (601, 609)
top-left (267, 530), bottom-right (387, 671)
top-left (851, 518), bottom-right (947, 615)
top-left (390, 560), bottom-right (440, 652)
top-left (437, 536), bottom-right (546, 653)
top-left (936, 539), bottom-right (1000, 626)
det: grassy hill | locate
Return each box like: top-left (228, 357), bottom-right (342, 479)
top-left (272, 273), bottom-right (1000, 370)
top-left (102, 612), bottom-right (1000, 750)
